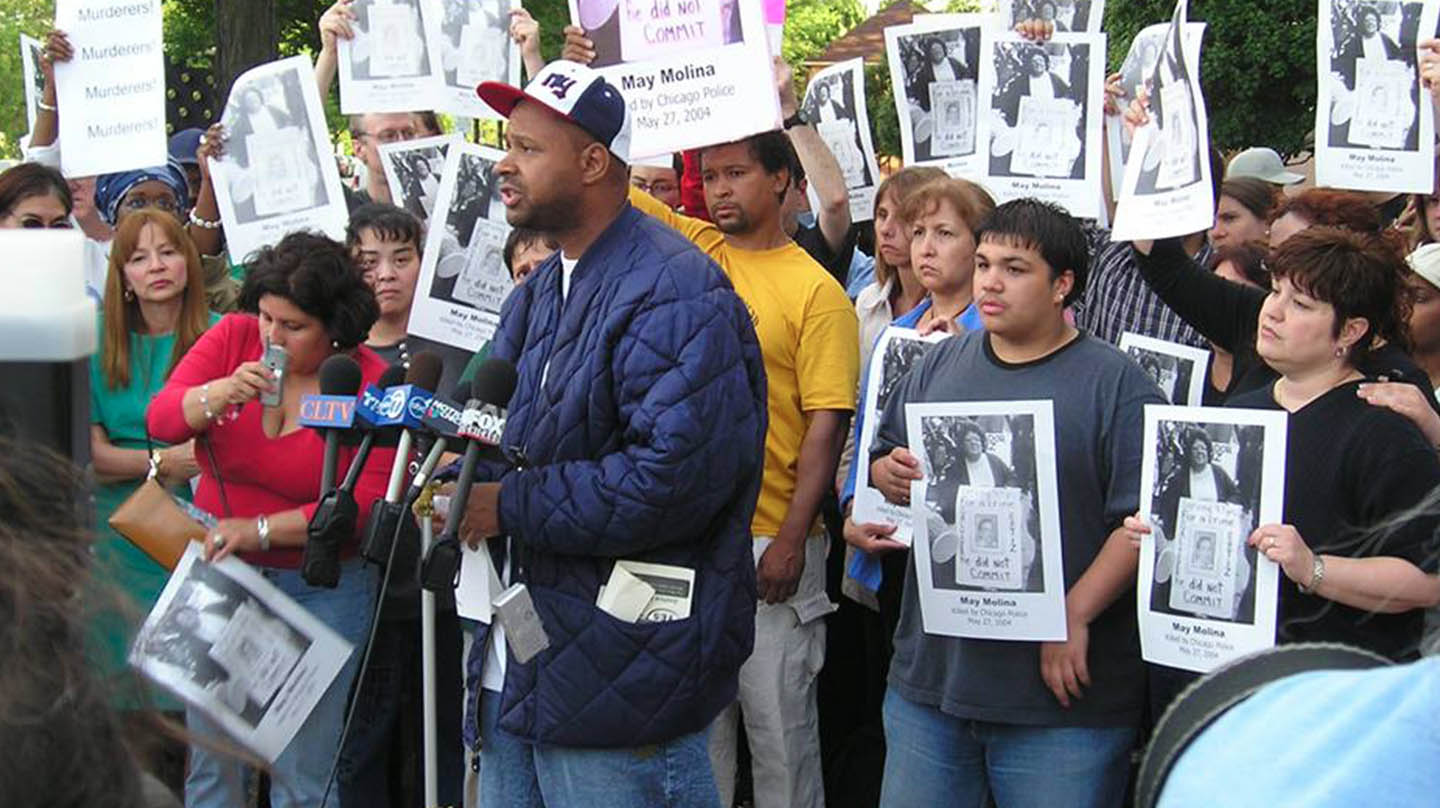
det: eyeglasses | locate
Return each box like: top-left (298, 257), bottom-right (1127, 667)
top-left (631, 178), bottom-right (677, 195)
top-left (356, 127), bottom-right (417, 144)
top-left (122, 196), bottom-right (179, 213)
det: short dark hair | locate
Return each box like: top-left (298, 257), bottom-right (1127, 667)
top-left (1209, 242), bottom-right (1270, 287)
top-left (955, 419), bottom-right (986, 447)
top-left (975, 198), bottom-right (1089, 306)
top-left (346, 203), bottom-right (423, 253)
top-left (239, 231), bottom-right (379, 350)
top-left (1184, 427), bottom-right (1214, 458)
top-left (503, 227), bottom-right (557, 272)
top-left (0, 162), bottom-right (71, 219)
top-left (1220, 177), bottom-right (1279, 222)
top-left (1267, 226), bottom-right (1410, 364)
top-left (701, 130), bottom-right (794, 189)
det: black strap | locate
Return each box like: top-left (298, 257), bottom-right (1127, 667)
top-left (202, 434), bottom-right (233, 519)
top-left (1135, 643), bottom-right (1391, 808)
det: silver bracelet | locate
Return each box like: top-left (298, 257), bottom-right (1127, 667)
top-left (1299, 554), bottom-right (1326, 595)
top-left (199, 382), bottom-right (216, 421)
top-left (37, 99), bottom-right (56, 113)
top-left (256, 514), bottom-right (271, 552)
top-left (188, 209), bottom-right (222, 230)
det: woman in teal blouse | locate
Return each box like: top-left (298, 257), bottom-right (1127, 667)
top-left (89, 208), bottom-right (218, 697)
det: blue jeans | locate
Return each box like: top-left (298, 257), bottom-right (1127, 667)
top-left (185, 559), bottom-right (377, 808)
top-left (879, 687), bottom-right (1136, 808)
top-left (478, 689), bottom-right (720, 808)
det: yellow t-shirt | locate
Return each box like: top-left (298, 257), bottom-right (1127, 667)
top-left (631, 188), bottom-right (860, 536)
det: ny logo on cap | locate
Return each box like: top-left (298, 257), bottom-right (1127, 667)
top-left (540, 73), bottom-right (577, 99)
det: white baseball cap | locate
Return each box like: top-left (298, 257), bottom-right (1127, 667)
top-left (1408, 243), bottom-right (1440, 290)
top-left (1226, 147), bottom-right (1304, 186)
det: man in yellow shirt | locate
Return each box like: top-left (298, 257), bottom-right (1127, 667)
top-left (631, 130), bottom-right (859, 808)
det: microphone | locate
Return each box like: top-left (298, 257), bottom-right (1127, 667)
top-left (302, 362), bottom-right (402, 588)
top-left (310, 355), bottom-right (364, 495)
top-left (402, 378), bottom-right (469, 506)
top-left (338, 363), bottom-right (407, 492)
top-left (361, 353), bottom-right (445, 567)
top-left (420, 359), bottom-right (518, 592)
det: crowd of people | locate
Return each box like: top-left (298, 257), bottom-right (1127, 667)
top-left (4, 3), bottom-right (1440, 808)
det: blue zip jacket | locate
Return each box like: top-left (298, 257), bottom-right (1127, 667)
top-left (475, 203), bottom-right (766, 747)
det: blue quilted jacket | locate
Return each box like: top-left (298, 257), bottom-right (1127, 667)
top-left (476, 203), bottom-right (765, 747)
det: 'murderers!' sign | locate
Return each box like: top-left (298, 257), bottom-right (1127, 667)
top-left (53, 0), bottom-right (166, 177)
top-left (570, 0), bottom-right (779, 159)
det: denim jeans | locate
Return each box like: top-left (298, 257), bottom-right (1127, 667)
top-left (185, 559), bottom-right (377, 808)
top-left (337, 606), bottom-right (465, 808)
top-left (477, 689), bottom-right (720, 808)
top-left (878, 687), bottom-right (1136, 808)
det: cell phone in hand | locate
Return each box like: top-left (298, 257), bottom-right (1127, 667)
top-left (260, 342), bottom-right (288, 408)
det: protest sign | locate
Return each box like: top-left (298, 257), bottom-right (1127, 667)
top-left (570, 0), bottom-right (779, 159)
top-left (851, 327), bottom-right (951, 544)
top-left (1120, 332), bottom-right (1211, 406)
top-left (52, 0), bottom-right (166, 176)
top-left (439, 0), bottom-right (521, 119)
top-left (339, 0), bottom-right (446, 114)
top-left (885, 13), bottom-right (988, 179)
top-left (1137, 405), bottom-right (1287, 673)
top-left (209, 56), bottom-right (349, 262)
top-left (1111, 0), bottom-right (1214, 241)
top-left (1314, 0), bottom-right (1439, 194)
top-left (131, 543), bottom-right (354, 763)
top-left (802, 58), bottom-right (882, 221)
top-left (410, 142), bottom-right (512, 352)
top-left (980, 30), bottom-right (1106, 219)
top-left (906, 400), bottom-right (1067, 642)
top-left (1105, 22), bottom-right (1206, 196)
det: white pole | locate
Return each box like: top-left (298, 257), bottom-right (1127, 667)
top-left (421, 513), bottom-right (439, 807)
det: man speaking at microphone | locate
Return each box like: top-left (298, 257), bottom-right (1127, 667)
top-left (442, 61), bottom-right (767, 807)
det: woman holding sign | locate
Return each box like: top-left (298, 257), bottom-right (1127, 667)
top-left (1126, 228), bottom-right (1440, 710)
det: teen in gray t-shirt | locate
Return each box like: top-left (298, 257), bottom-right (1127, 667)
top-left (859, 198), bottom-right (1164, 808)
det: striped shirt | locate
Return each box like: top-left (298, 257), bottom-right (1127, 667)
top-left (1074, 227), bottom-right (1213, 348)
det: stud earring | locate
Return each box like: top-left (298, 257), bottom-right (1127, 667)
top-left (123, 287), bottom-right (135, 301)
top-left (332, 339), bottom-right (341, 349)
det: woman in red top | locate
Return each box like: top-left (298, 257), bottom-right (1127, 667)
top-left (147, 231), bottom-right (394, 808)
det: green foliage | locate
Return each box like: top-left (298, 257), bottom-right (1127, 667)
top-left (783, 0), bottom-right (866, 68)
top-left (1104, 0), bottom-right (1317, 157)
top-left (865, 61), bottom-right (901, 160)
top-left (0, 0), bottom-right (57, 158)
top-left (944, 0), bottom-right (982, 12)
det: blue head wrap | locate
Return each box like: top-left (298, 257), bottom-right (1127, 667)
top-left (94, 158), bottom-right (190, 226)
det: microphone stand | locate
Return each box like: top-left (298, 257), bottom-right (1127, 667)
top-left (414, 480), bottom-right (440, 808)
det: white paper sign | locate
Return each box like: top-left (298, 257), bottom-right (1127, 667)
top-left (130, 543), bottom-right (354, 763)
top-left (885, 14), bottom-right (989, 179)
top-left (574, 0), bottom-right (779, 159)
top-left (998, 0), bottom-right (1105, 33)
top-left (853, 327), bottom-right (951, 544)
top-left (339, 0), bottom-right (446, 114)
top-left (379, 134), bottom-right (458, 222)
top-left (1105, 22), bottom-right (1207, 196)
top-left (1314, 0), bottom-right (1439, 194)
top-left (980, 31), bottom-right (1105, 219)
top-left (1111, 0), bottom-right (1213, 242)
top-left (52, 0), bottom-right (167, 177)
top-left (1137, 405), bottom-right (1287, 673)
top-left (906, 400), bottom-right (1067, 641)
top-left (209, 56), bottom-right (349, 262)
top-left (802, 59), bottom-right (883, 221)
top-left (440, 0), bottom-right (521, 119)
top-left (19, 35), bottom-right (46, 135)
top-left (410, 141), bottom-right (512, 352)
top-left (1119, 332), bottom-right (1211, 406)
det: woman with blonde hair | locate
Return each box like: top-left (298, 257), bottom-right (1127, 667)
top-left (90, 208), bottom-right (219, 701)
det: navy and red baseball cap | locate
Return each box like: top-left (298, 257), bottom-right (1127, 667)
top-left (477, 60), bottom-right (632, 163)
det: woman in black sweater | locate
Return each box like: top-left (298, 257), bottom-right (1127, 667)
top-left (1128, 228), bottom-right (1440, 710)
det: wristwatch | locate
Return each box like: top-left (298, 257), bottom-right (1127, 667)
top-left (782, 108), bottom-right (811, 130)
